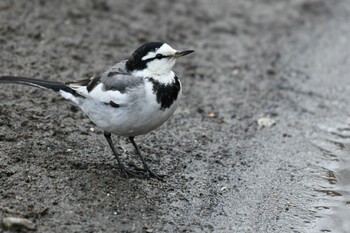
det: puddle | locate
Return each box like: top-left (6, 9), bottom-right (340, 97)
top-left (311, 121), bottom-right (350, 232)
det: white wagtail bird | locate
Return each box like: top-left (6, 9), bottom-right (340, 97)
top-left (0, 42), bottom-right (194, 180)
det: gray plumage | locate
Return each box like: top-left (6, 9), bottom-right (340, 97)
top-left (100, 61), bottom-right (145, 93)
top-left (66, 61), bottom-right (144, 94)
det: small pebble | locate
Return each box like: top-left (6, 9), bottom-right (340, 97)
top-left (2, 217), bottom-right (36, 230)
top-left (208, 112), bottom-right (217, 118)
top-left (232, 68), bottom-right (240, 75)
top-left (257, 117), bottom-right (276, 127)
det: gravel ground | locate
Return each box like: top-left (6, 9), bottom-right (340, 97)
top-left (1, 0), bottom-right (350, 232)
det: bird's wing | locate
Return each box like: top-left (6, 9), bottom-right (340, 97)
top-left (66, 61), bottom-right (144, 106)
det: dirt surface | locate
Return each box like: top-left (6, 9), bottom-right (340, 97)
top-left (1, 0), bottom-right (350, 232)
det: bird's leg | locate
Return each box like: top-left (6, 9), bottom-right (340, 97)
top-left (104, 132), bottom-right (142, 179)
top-left (128, 136), bottom-right (164, 181)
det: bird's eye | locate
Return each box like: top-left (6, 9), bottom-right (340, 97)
top-left (156, 54), bottom-right (163, 59)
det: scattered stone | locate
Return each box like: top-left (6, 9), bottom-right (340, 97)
top-left (257, 117), bottom-right (276, 127)
top-left (266, 68), bottom-right (277, 75)
top-left (2, 217), bottom-right (36, 230)
top-left (208, 112), bottom-right (217, 118)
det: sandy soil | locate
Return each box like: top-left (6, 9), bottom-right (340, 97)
top-left (1, 0), bottom-right (350, 232)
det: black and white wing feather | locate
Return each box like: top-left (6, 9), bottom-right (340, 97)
top-left (65, 61), bottom-right (144, 107)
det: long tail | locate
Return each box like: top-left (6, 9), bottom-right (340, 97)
top-left (0, 76), bottom-right (76, 94)
top-left (0, 76), bottom-right (85, 105)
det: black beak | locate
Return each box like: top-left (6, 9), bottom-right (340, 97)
top-left (174, 50), bottom-right (195, 58)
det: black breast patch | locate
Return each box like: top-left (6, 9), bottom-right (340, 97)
top-left (148, 76), bottom-right (181, 110)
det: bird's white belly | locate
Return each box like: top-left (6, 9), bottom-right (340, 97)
top-left (80, 87), bottom-right (181, 136)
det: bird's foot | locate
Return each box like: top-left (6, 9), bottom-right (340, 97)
top-left (119, 166), bottom-right (144, 179)
top-left (146, 169), bottom-right (165, 181)
top-left (119, 165), bottom-right (164, 181)
top-left (131, 165), bottom-right (164, 181)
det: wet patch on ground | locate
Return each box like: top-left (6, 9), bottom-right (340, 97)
top-left (312, 121), bottom-right (350, 232)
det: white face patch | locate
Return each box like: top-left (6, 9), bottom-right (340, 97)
top-left (132, 58), bottom-right (176, 79)
top-left (132, 43), bottom-right (178, 80)
top-left (141, 43), bottom-right (177, 61)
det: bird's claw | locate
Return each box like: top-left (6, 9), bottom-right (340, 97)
top-left (120, 165), bottom-right (164, 181)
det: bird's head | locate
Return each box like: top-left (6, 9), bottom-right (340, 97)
top-left (126, 42), bottom-right (194, 77)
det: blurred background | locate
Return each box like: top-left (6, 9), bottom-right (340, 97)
top-left (1, 0), bottom-right (350, 232)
